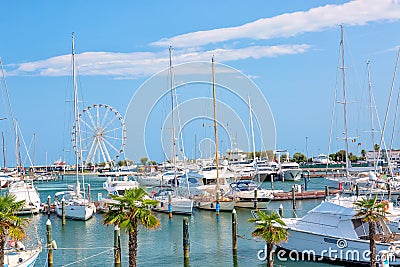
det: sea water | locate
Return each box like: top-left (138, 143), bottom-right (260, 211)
top-left (20, 176), bottom-right (341, 267)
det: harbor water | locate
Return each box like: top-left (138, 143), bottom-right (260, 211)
top-left (15, 175), bottom-right (342, 266)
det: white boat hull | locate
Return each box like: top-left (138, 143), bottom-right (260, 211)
top-left (280, 169), bottom-right (302, 181)
top-left (279, 228), bottom-right (400, 265)
top-left (55, 203), bottom-right (95, 221)
top-left (4, 247), bottom-right (41, 267)
top-left (152, 197), bottom-right (193, 215)
top-left (194, 199), bottom-right (235, 211)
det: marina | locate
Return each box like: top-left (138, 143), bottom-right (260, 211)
top-left (0, 174), bottom-right (360, 267)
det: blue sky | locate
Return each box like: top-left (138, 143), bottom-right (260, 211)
top-left (1, 0), bottom-right (400, 165)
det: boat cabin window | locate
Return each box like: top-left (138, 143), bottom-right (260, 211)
top-left (352, 218), bottom-right (387, 239)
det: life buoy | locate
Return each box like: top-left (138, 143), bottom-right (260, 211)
top-left (382, 200), bottom-right (390, 212)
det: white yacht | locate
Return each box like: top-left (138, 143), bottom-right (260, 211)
top-left (151, 187), bottom-right (193, 215)
top-left (54, 182), bottom-right (96, 221)
top-left (279, 201), bottom-right (400, 265)
top-left (228, 180), bottom-right (276, 209)
top-left (136, 170), bottom-right (183, 187)
top-left (4, 239), bottom-right (41, 267)
top-left (279, 161), bottom-right (302, 181)
top-left (8, 180), bottom-right (43, 215)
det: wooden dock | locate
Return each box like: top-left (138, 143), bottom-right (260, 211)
top-left (272, 189), bottom-right (341, 201)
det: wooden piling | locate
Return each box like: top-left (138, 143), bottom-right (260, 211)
top-left (388, 183), bottom-right (392, 200)
top-left (114, 226), bottom-right (121, 267)
top-left (61, 198), bottom-right (66, 226)
top-left (253, 189), bottom-right (258, 211)
top-left (87, 184), bottom-right (91, 201)
top-left (47, 196), bottom-right (51, 217)
top-left (183, 217), bottom-right (189, 262)
top-left (168, 192), bottom-right (172, 220)
top-left (291, 186), bottom-right (296, 211)
top-left (46, 219), bottom-right (53, 267)
top-left (232, 209), bottom-right (237, 253)
top-left (325, 185), bottom-right (329, 200)
top-left (279, 204), bottom-right (283, 218)
top-left (356, 184), bottom-right (359, 197)
top-left (303, 175), bottom-right (308, 191)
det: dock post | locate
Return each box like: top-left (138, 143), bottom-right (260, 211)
top-left (168, 192), bottom-right (172, 220)
top-left (388, 183), bottom-right (392, 200)
top-left (87, 184), bottom-right (91, 201)
top-left (270, 174), bottom-right (274, 190)
top-left (183, 217), bottom-right (189, 264)
top-left (47, 195), bottom-right (51, 217)
top-left (232, 209), bottom-right (237, 253)
top-left (356, 184), bottom-right (359, 197)
top-left (291, 186), bottom-right (296, 211)
top-left (114, 226), bottom-right (121, 267)
top-left (253, 189), bottom-right (258, 211)
top-left (325, 185), bottom-right (329, 200)
top-left (61, 198), bottom-right (66, 226)
top-left (46, 219), bottom-right (53, 267)
top-left (279, 204), bottom-right (283, 217)
top-left (303, 175), bottom-right (308, 191)
top-left (216, 191), bottom-right (220, 218)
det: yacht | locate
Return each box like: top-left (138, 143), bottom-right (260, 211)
top-left (278, 161), bottom-right (302, 181)
top-left (228, 180), bottom-right (276, 208)
top-left (8, 180), bottom-right (43, 215)
top-left (279, 201), bottom-right (400, 265)
top-left (136, 170), bottom-right (183, 187)
top-left (151, 187), bottom-right (193, 215)
top-left (4, 239), bottom-right (41, 267)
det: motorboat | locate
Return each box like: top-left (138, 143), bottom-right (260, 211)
top-left (151, 187), bottom-right (193, 215)
top-left (279, 201), bottom-right (400, 265)
top-left (96, 176), bottom-right (139, 212)
top-left (8, 180), bottom-right (43, 215)
top-left (278, 161), bottom-right (302, 181)
top-left (228, 180), bottom-right (275, 209)
top-left (136, 170), bottom-right (183, 187)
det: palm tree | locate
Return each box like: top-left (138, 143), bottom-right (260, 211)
top-left (354, 195), bottom-right (388, 267)
top-left (248, 211), bottom-right (288, 267)
top-left (0, 194), bottom-right (28, 266)
top-left (103, 188), bottom-right (160, 267)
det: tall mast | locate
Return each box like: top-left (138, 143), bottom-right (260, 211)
top-left (72, 32), bottom-right (81, 195)
top-left (248, 96), bottom-right (256, 160)
top-left (169, 46), bottom-right (177, 185)
top-left (212, 56), bottom-right (220, 192)
top-left (367, 61), bottom-right (377, 171)
top-left (340, 25), bottom-right (350, 178)
top-left (2, 132), bottom-right (5, 170)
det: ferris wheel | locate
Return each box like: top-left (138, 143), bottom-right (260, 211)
top-left (72, 104), bottom-right (127, 165)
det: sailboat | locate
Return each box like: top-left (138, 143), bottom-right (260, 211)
top-left (193, 57), bottom-right (235, 212)
top-left (54, 33), bottom-right (95, 221)
top-left (152, 46), bottom-right (193, 215)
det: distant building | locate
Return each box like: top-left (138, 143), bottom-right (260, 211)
top-left (365, 149), bottom-right (400, 165)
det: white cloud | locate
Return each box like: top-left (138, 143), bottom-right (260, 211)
top-left (151, 0), bottom-right (400, 48)
top-left (8, 45), bottom-right (310, 78)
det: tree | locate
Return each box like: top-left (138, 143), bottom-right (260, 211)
top-left (374, 144), bottom-right (380, 152)
top-left (361, 149), bottom-right (367, 160)
top-left (103, 188), bottom-right (160, 267)
top-left (140, 157), bottom-right (148, 166)
top-left (248, 211), bottom-right (288, 267)
top-left (292, 152), bottom-right (306, 163)
top-left (354, 195), bottom-right (388, 267)
top-left (0, 194), bottom-right (28, 266)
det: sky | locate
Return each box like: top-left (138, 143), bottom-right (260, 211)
top-left (1, 0), bottom-right (400, 166)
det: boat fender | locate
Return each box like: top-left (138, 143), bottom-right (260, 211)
top-left (16, 241), bottom-right (25, 250)
top-left (19, 258), bottom-right (23, 263)
top-left (382, 200), bottom-right (390, 212)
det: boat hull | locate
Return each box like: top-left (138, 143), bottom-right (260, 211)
top-left (280, 169), bottom-right (302, 181)
top-left (279, 228), bottom-right (400, 265)
top-left (194, 200), bottom-right (235, 211)
top-left (5, 248), bottom-right (41, 267)
top-left (152, 197), bottom-right (193, 215)
top-left (55, 203), bottom-right (95, 221)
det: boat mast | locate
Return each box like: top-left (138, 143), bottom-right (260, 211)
top-left (2, 132), bottom-right (5, 170)
top-left (340, 25), bottom-right (350, 178)
top-left (169, 46), bottom-right (178, 187)
top-left (72, 32), bottom-right (81, 195)
top-left (367, 61), bottom-right (377, 171)
top-left (212, 56), bottom-right (220, 193)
